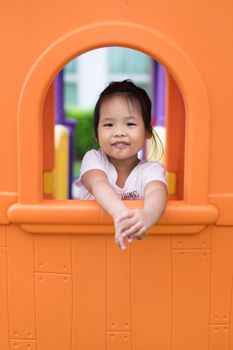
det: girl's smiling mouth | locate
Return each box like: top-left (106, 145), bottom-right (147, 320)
top-left (112, 141), bottom-right (129, 149)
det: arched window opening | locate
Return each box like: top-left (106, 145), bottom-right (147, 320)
top-left (42, 47), bottom-right (185, 201)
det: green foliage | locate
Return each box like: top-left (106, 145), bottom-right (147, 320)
top-left (65, 109), bottom-right (99, 159)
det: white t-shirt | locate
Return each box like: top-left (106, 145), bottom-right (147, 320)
top-left (74, 149), bottom-right (167, 200)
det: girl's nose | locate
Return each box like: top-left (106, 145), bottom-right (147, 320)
top-left (113, 127), bottom-right (126, 137)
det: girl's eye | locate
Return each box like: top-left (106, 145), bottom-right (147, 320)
top-left (103, 123), bottom-right (113, 127)
top-left (127, 122), bottom-right (137, 126)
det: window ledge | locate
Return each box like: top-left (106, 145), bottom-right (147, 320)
top-left (7, 200), bottom-right (218, 235)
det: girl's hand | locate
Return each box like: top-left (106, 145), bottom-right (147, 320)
top-left (114, 181), bottom-right (167, 250)
top-left (114, 214), bottom-right (133, 250)
top-left (115, 208), bottom-right (156, 248)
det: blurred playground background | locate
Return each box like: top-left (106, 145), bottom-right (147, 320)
top-left (52, 46), bottom-right (172, 199)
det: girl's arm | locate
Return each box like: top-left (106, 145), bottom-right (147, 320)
top-left (81, 169), bottom-right (130, 249)
top-left (116, 180), bottom-right (167, 240)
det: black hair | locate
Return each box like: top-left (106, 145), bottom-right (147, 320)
top-left (93, 80), bottom-right (163, 160)
top-left (94, 80), bottom-right (152, 138)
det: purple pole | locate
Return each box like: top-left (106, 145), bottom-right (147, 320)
top-left (155, 63), bottom-right (166, 126)
top-left (152, 60), bottom-right (158, 126)
top-left (55, 70), bottom-right (65, 123)
top-left (152, 61), bottom-right (166, 127)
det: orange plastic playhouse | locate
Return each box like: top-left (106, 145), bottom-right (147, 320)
top-left (0, 1), bottom-right (233, 349)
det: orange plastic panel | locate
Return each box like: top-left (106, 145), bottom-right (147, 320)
top-left (209, 194), bottom-right (233, 225)
top-left (210, 227), bottom-right (233, 325)
top-left (0, 225), bottom-right (7, 246)
top-left (35, 273), bottom-right (72, 350)
top-left (7, 225), bottom-right (36, 340)
top-left (34, 234), bottom-right (71, 274)
top-left (172, 250), bottom-right (210, 349)
top-left (71, 235), bottom-right (106, 349)
top-left (131, 236), bottom-right (172, 349)
top-left (231, 295), bottom-right (233, 350)
top-left (1, 1), bottom-right (233, 349)
top-left (172, 226), bottom-right (211, 250)
top-left (106, 236), bottom-right (131, 332)
top-left (21, 223), bottom-right (206, 235)
top-left (42, 82), bottom-right (55, 172)
top-left (165, 74), bottom-right (185, 200)
top-left (0, 193), bottom-right (17, 224)
top-left (0, 247), bottom-right (9, 350)
top-left (10, 340), bottom-right (37, 350)
top-left (209, 325), bottom-right (230, 350)
top-left (8, 200), bottom-right (218, 226)
top-left (106, 331), bottom-right (131, 350)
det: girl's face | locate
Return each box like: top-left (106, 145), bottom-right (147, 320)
top-left (97, 95), bottom-right (149, 164)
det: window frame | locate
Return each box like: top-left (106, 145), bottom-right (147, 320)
top-left (8, 22), bottom-right (218, 232)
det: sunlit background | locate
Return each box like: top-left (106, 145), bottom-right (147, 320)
top-left (52, 47), bottom-right (167, 199)
top-left (63, 47), bottom-right (152, 110)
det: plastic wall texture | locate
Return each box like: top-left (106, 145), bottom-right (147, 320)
top-left (0, 1), bottom-right (233, 349)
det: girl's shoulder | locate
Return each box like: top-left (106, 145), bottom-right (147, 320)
top-left (82, 148), bottom-right (107, 164)
top-left (137, 160), bottom-right (167, 186)
top-left (83, 148), bottom-right (101, 159)
top-left (81, 148), bottom-right (111, 173)
top-left (139, 159), bottom-right (166, 172)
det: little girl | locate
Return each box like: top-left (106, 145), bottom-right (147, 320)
top-left (75, 80), bottom-right (167, 250)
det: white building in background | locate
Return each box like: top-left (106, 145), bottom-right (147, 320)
top-left (63, 47), bottom-right (152, 110)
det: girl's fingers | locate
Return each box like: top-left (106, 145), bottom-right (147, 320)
top-left (121, 221), bottom-right (143, 238)
top-left (127, 237), bottom-right (134, 243)
top-left (116, 211), bottom-right (135, 222)
top-left (132, 228), bottom-right (148, 239)
top-left (115, 231), bottom-right (126, 250)
top-left (116, 217), bottom-right (138, 234)
top-left (115, 210), bottom-right (149, 249)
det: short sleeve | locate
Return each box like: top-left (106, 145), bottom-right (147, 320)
top-left (74, 149), bottom-right (107, 187)
top-left (141, 162), bottom-right (167, 188)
